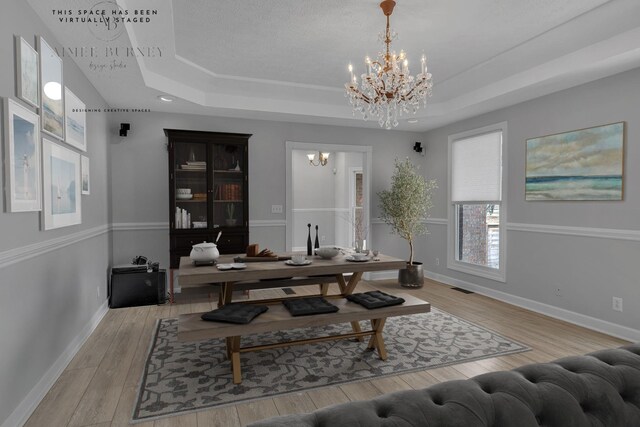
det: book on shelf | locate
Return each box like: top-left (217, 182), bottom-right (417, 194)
top-left (215, 183), bottom-right (242, 200)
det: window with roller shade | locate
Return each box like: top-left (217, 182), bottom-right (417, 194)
top-left (448, 122), bottom-right (507, 282)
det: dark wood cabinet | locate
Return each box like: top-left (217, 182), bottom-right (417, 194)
top-left (165, 129), bottom-right (250, 268)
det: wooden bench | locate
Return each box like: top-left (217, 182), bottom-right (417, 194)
top-left (178, 293), bottom-right (430, 384)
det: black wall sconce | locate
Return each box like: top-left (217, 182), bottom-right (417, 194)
top-left (119, 123), bottom-right (130, 137)
top-left (413, 141), bottom-right (425, 156)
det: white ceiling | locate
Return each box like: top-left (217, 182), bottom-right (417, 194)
top-left (26, 0), bottom-right (640, 131)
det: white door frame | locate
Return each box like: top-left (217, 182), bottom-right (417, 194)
top-left (348, 166), bottom-right (364, 248)
top-left (285, 141), bottom-right (372, 252)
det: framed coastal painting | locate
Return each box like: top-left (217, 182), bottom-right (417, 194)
top-left (15, 36), bottom-right (39, 108)
top-left (42, 138), bottom-right (81, 230)
top-left (81, 155), bottom-right (90, 195)
top-left (38, 36), bottom-right (64, 140)
top-left (4, 98), bottom-right (41, 212)
top-left (65, 87), bottom-right (86, 151)
top-left (526, 122), bottom-right (624, 201)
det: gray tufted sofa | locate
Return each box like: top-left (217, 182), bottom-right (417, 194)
top-left (248, 344), bottom-right (640, 427)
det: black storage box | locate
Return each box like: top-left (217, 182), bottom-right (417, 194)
top-left (109, 266), bottom-right (166, 308)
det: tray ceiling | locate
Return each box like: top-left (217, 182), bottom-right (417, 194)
top-left (26, 0), bottom-right (640, 130)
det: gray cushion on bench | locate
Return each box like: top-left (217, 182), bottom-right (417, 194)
top-left (201, 303), bottom-right (268, 324)
top-left (283, 297), bottom-right (339, 316)
top-left (346, 291), bottom-right (405, 309)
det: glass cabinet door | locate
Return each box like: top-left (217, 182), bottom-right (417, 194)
top-left (212, 143), bottom-right (245, 228)
top-left (173, 142), bottom-right (208, 230)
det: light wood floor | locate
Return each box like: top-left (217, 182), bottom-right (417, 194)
top-left (25, 278), bottom-right (629, 427)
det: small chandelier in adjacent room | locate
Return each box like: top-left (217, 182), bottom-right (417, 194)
top-left (307, 152), bottom-right (330, 166)
top-left (345, 0), bottom-right (433, 129)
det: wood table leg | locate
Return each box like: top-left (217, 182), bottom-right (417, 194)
top-left (225, 337), bottom-right (232, 359)
top-left (344, 272), bottom-right (363, 295)
top-left (350, 321), bottom-right (363, 341)
top-left (218, 286), bottom-right (224, 308)
top-left (319, 283), bottom-right (329, 295)
top-left (367, 319), bottom-right (376, 349)
top-left (370, 318), bottom-right (388, 360)
top-left (336, 275), bottom-right (347, 294)
top-left (230, 336), bottom-right (242, 384)
top-left (340, 272), bottom-right (365, 341)
top-left (220, 282), bottom-right (233, 306)
top-left (169, 269), bottom-right (174, 304)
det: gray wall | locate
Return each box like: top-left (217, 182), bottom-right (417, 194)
top-left (0, 1), bottom-right (111, 425)
top-left (420, 67), bottom-right (640, 338)
top-left (109, 111), bottom-right (424, 269)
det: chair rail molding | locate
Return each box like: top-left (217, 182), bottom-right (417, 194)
top-left (371, 217), bottom-right (447, 225)
top-left (0, 224), bottom-right (110, 269)
top-left (111, 222), bottom-right (169, 231)
top-left (372, 218), bottom-right (640, 242)
top-left (507, 222), bottom-right (640, 241)
top-left (249, 219), bottom-right (287, 227)
top-left (111, 220), bottom-right (288, 230)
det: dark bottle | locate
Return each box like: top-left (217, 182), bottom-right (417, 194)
top-left (314, 225), bottom-right (320, 250)
top-left (307, 223), bottom-right (312, 256)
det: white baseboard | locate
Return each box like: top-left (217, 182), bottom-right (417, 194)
top-left (2, 301), bottom-right (109, 427)
top-left (424, 271), bottom-right (640, 343)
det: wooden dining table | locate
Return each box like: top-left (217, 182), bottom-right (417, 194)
top-left (176, 252), bottom-right (407, 305)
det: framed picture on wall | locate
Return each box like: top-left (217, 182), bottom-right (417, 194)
top-left (525, 122), bottom-right (624, 201)
top-left (4, 98), bottom-right (41, 212)
top-left (42, 138), bottom-right (81, 230)
top-left (15, 36), bottom-right (39, 108)
top-left (64, 87), bottom-right (86, 151)
top-left (38, 36), bottom-right (64, 141)
top-left (81, 155), bottom-right (90, 195)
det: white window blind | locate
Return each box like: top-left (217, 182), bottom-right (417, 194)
top-left (451, 131), bottom-right (502, 202)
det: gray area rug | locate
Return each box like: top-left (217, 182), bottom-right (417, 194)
top-left (133, 308), bottom-right (529, 422)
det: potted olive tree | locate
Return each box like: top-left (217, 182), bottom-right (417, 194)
top-left (378, 158), bottom-right (437, 287)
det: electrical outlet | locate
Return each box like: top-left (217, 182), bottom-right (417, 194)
top-left (612, 297), bottom-right (623, 312)
top-left (271, 204), bottom-right (283, 214)
top-left (435, 257), bottom-right (440, 266)
top-left (555, 288), bottom-right (562, 297)
top-left (321, 235), bottom-right (326, 242)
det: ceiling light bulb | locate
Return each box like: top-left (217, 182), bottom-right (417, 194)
top-left (158, 95), bottom-right (174, 102)
top-left (43, 82), bottom-right (62, 101)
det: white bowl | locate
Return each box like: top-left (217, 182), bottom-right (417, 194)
top-left (176, 188), bottom-right (191, 195)
top-left (315, 246), bottom-right (340, 259)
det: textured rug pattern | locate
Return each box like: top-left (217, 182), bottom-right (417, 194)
top-left (133, 308), bottom-right (528, 421)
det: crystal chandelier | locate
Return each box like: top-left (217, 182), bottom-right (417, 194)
top-left (345, 0), bottom-right (433, 129)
